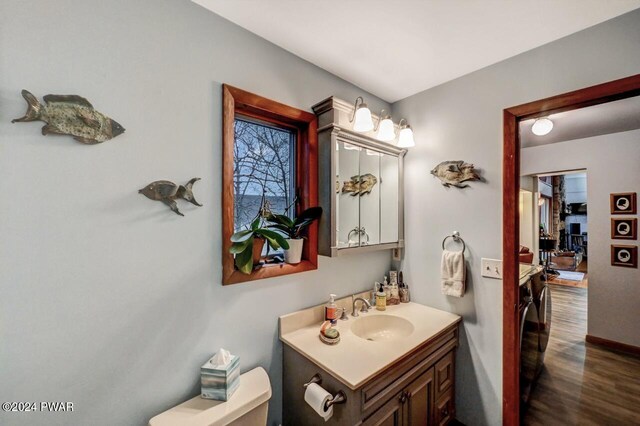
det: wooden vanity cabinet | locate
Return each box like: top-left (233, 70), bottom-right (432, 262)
top-left (283, 322), bottom-right (459, 426)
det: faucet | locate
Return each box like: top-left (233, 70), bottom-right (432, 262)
top-left (352, 297), bottom-right (371, 317)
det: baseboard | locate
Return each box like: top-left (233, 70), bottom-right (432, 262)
top-left (586, 334), bottom-right (640, 356)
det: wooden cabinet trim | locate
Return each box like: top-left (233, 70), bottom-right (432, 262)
top-left (360, 390), bottom-right (405, 426)
top-left (435, 351), bottom-right (455, 400)
top-left (363, 324), bottom-right (458, 403)
top-left (363, 336), bottom-right (457, 417)
top-left (434, 387), bottom-right (455, 426)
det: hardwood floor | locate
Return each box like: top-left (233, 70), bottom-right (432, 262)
top-left (522, 284), bottom-right (640, 425)
top-left (548, 259), bottom-right (588, 289)
top-left (547, 273), bottom-right (588, 289)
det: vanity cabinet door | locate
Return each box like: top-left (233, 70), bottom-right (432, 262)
top-left (362, 391), bottom-right (404, 426)
top-left (404, 368), bottom-right (435, 426)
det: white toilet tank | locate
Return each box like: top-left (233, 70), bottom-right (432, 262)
top-left (148, 367), bottom-right (271, 426)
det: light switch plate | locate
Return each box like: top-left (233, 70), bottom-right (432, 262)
top-left (481, 258), bottom-right (503, 279)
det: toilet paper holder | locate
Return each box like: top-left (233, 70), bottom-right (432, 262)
top-left (304, 374), bottom-right (347, 409)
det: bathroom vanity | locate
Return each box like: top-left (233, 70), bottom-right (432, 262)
top-left (280, 298), bottom-right (461, 425)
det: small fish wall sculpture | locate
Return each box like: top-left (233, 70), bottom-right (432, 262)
top-left (431, 160), bottom-right (482, 188)
top-left (341, 173), bottom-right (378, 196)
top-left (11, 90), bottom-right (125, 144)
top-left (139, 178), bottom-right (202, 217)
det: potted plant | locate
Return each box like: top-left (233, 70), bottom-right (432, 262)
top-left (266, 207), bottom-right (322, 264)
top-left (229, 216), bottom-right (289, 275)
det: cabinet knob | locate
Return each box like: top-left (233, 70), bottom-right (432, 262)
top-left (441, 406), bottom-right (449, 417)
top-left (399, 391), bottom-right (407, 403)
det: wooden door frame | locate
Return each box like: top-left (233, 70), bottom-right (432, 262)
top-left (502, 73), bottom-right (640, 425)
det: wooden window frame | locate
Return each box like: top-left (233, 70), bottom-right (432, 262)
top-left (222, 85), bottom-right (318, 285)
top-left (502, 73), bottom-right (640, 425)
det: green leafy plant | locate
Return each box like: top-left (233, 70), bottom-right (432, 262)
top-left (266, 207), bottom-right (323, 239)
top-left (230, 217), bottom-right (289, 275)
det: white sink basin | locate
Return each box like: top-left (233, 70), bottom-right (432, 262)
top-left (351, 314), bottom-right (414, 342)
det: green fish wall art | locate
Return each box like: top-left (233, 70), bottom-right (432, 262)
top-left (11, 90), bottom-right (125, 144)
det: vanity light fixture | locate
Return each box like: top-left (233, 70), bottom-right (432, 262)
top-left (531, 117), bottom-right (553, 136)
top-left (350, 96), bottom-right (374, 132)
top-left (397, 119), bottom-right (415, 148)
top-left (374, 110), bottom-right (396, 142)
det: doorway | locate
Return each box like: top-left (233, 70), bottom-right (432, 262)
top-left (502, 73), bottom-right (640, 425)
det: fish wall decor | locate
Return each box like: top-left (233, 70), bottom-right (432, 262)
top-left (341, 173), bottom-right (377, 196)
top-left (139, 178), bottom-right (202, 216)
top-left (431, 161), bottom-right (482, 188)
top-left (11, 90), bottom-right (125, 144)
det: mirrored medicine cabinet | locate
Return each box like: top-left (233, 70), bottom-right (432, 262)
top-left (312, 97), bottom-right (406, 257)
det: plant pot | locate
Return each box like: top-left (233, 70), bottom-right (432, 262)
top-left (252, 237), bottom-right (266, 265)
top-left (284, 238), bottom-right (304, 264)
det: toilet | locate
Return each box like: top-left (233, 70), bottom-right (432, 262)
top-left (148, 367), bottom-right (271, 426)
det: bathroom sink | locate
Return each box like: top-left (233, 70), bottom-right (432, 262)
top-left (351, 314), bottom-right (414, 342)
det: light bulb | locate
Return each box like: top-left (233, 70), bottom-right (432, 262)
top-left (397, 126), bottom-right (415, 148)
top-left (353, 105), bottom-right (374, 132)
top-left (532, 118), bottom-right (553, 136)
top-left (376, 117), bottom-right (395, 141)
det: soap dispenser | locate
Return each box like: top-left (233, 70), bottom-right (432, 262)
top-left (376, 283), bottom-right (387, 311)
top-left (325, 294), bottom-right (338, 324)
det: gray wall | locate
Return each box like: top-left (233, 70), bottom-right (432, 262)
top-left (0, 1), bottom-right (391, 425)
top-left (391, 9), bottom-right (640, 426)
top-left (522, 131), bottom-right (640, 347)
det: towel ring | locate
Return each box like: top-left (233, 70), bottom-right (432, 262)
top-left (442, 231), bottom-right (466, 252)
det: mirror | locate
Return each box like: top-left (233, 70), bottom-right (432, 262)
top-left (335, 140), bottom-right (399, 249)
top-left (380, 152), bottom-right (400, 244)
top-left (359, 147), bottom-right (381, 246)
top-left (336, 141), bottom-right (360, 248)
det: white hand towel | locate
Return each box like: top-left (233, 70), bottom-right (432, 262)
top-left (441, 249), bottom-right (466, 297)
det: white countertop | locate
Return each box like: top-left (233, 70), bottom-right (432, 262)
top-left (279, 302), bottom-right (461, 390)
top-left (519, 264), bottom-right (544, 286)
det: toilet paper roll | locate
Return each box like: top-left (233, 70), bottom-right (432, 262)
top-left (304, 383), bottom-right (333, 421)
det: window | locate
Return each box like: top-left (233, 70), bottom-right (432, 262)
top-left (233, 117), bottom-right (296, 234)
top-left (222, 85), bottom-right (318, 285)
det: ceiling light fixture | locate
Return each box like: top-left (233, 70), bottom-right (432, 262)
top-left (374, 109), bottom-right (396, 142)
top-left (531, 117), bottom-right (553, 136)
top-left (397, 119), bottom-right (415, 148)
top-left (350, 96), bottom-right (374, 132)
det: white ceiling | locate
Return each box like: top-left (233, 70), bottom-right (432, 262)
top-left (193, 0), bottom-right (640, 102)
top-left (520, 95), bottom-right (640, 148)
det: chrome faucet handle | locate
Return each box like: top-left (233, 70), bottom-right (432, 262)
top-left (338, 307), bottom-right (349, 321)
top-left (360, 300), bottom-right (370, 313)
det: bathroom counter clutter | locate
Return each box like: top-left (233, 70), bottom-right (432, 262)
top-left (280, 301), bottom-right (461, 390)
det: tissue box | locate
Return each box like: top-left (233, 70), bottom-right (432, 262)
top-left (201, 354), bottom-right (240, 401)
